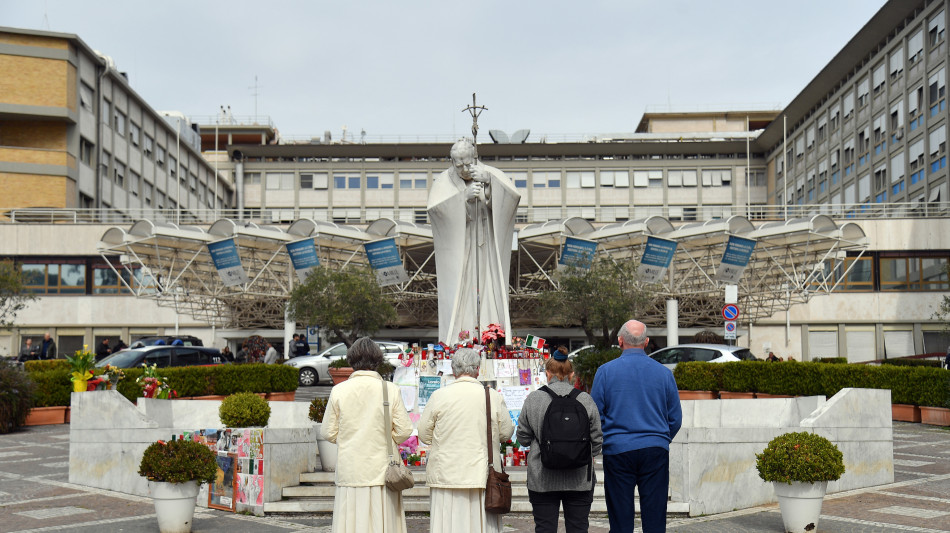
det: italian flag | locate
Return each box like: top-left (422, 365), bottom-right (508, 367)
top-left (525, 335), bottom-right (545, 350)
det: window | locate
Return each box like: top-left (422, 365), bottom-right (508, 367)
top-left (843, 138), bottom-right (855, 165)
top-left (701, 169), bottom-right (731, 186)
top-left (190, 173), bottom-right (197, 195)
top-left (365, 173), bottom-right (393, 189)
top-left (143, 182), bottom-right (153, 206)
top-left (532, 170), bottom-right (561, 188)
top-left (874, 164), bottom-right (887, 191)
top-left (817, 116), bottom-right (827, 141)
top-left (266, 172), bottom-right (294, 190)
top-left (857, 78), bottom-right (869, 108)
top-left (831, 256), bottom-right (874, 291)
top-left (890, 100), bottom-right (904, 144)
top-left (858, 173), bottom-right (870, 202)
top-left (891, 151), bottom-right (905, 183)
top-left (806, 125), bottom-right (815, 148)
top-left (873, 114), bottom-right (887, 154)
top-left (844, 182), bottom-right (856, 204)
top-left (101, 99), bottom-right (111, 125)
top-left (843, 90), bottom-right (855, 119)
top-left (830, 149), bottom-right (840, 184)
top-left (829, 105), bottom-right (840, 131)
top-left (114, 160), bottom-right (125, 188)
top-left (508, 171), bottom-right (528, 188)
top-left (633, 170), bottom-right (662, 187)
top-left (600, 170), bottom-right (629, 187)
top-left (155, 145), bottom-right (165, 168)
top-left (21, 261), bottom-right (86, 294)
top-left (168, 156), bottom-right (176, 180)
top-left (858, 127), bottom-right (870, 166)
top-left (114, 109), bottom-right (126, 136)
top-left (300, 172), bottom-right (328, 189)
top-left (333, 173), bottom-right (361, 189)
top-left (795, 136), bottom-right (805, 158)
top-left (890, 46), bottom-right (904, 79)
top-left (244, 172), bottom-right (261, 186)
top-left (929, 10), bottom-right (945, 46)
top-left (909, 139), bottom-right (925, 184)
top-left (668, 170), bottom-right (697, 187)
top-left (565, 171), bottom-right (595, 188)
top-left (79, 138), bottom-right (94, 166)
top-left (929, 125), bottom-right (946, 172)
top-left (144, 135), bottom-right (154, 158)
top-left (93, 262), bottom-right (143, 294)
top-left (130, 122), bottom-right (140, 146)
top-left (129, 170), bottom-right (141, 196)
top-left (909, 29), bottom-right (924, 65)
top-left (99, 151), bottom-right (110, 180)
top-left (79, 82), bottom-right (94, 113)
top-left (881, 255), bottom-right (950, 291)
top-left (929, 68), bottom-right (946, 116)
top-left (398, 171), bottom-right (427, 189)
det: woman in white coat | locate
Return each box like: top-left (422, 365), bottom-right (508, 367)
top-left (321, 337), bottom-right (413, 533)
top-left (418, 348), bottom-right (514, 533)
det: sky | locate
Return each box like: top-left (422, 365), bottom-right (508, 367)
top-left (2, 0), bottom-right (888, 141)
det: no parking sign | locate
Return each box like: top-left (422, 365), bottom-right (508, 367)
top-left (724, 320), bottom-right (737, 340)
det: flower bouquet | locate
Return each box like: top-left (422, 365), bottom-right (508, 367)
top-left (136, 363), bottom-right (177, 399)
top-left (480, 323), bottom-right (506, 358)
top-left (103, 364), bottom-right (125, 389)
top-left (65, 345), bottom-right (96, 392)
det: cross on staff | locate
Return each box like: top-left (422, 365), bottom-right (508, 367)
top-left (462, 93), bottom-right (487, 147)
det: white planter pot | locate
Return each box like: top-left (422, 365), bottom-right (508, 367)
top-left (148, 480), bottom-right (200, 533)
top-left (772, 480), bottom-right (828, 533)
top-left (314, 423), bottom-right (338, 472)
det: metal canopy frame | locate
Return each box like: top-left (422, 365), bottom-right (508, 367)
top-left (98, 215), bottom-right (868, 330)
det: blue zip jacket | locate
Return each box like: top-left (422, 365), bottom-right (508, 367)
top-left (590, 348), bottom-right (682, 455)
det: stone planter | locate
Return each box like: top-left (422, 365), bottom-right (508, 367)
top-left (920, 406), bottom-right (950, 426)
top-left (328, 367), bottom-right (355, 385)
top-left (678, 390), bottom-right (717, 400)
top-left (720, 391), bottom-right (756, 399)
top-left (24, 406), bottom-right (68, 426)
top-left (148, 480), bottom-right (200, 533)
top-left (266, 391), bottom-right (296, 402)
top-left (891, 404), bottom-right (921, 423)
top-left (773, 481), bottom-right (827, 533)
top-left (756, 393), bottom-right (795, 399)
top-left (313, 422), bottom-right (338, 472)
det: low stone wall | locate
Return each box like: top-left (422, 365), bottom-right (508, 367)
top-left (671, 388), bottom-right (893, 516)
top-left (68, 391), bottom-right (316, 513)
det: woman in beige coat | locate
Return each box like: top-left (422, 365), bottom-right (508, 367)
top-left (321, 337), bottom-right (413, 533)
top-left (418, 348), bottom-right (514, 533)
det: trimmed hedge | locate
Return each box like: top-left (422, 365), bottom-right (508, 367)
top-left (674, 361), bottom-right (950, 408)
top-left (572, 347), bottom-right (622, 389)
top-left (881, 358), bottom-right (942, 368)
top-left (26, 363), bottom-right (298, 407)
top-left (23, 360), bottom-right (69, 372)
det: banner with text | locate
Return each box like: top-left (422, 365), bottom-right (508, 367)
top-left (364, 237), bottom-right (410, 286)
top-left (715, 235), bottom-right (757, 284)
top-left (637, 236), bottom-right (678, 284)
top-left (286, 239), bottom-right (320, 283)
top-left (558, 237), bottom-right (598, 269)
top-left (207, 238), bottom-right (249, 287)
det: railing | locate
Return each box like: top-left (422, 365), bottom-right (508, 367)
top-left (3, 203), bottom-right (949, 227)
top-left (189, 115), bottom-right (275, 128)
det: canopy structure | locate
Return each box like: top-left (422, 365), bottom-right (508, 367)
top-left (98, 214), bottom-right (867, 329)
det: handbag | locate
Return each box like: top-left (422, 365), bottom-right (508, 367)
top-left (484, 385), bottom-right (512, 514)
top-left (382, 379), bottom-right (415, 492)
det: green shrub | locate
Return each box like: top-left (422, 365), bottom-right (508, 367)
top-left (28, 367), bottom-right (71, 407)
top-left (914, 367), bottom-right (950, 408)
top-left (756, 431), bottom-right (845, 484)
top-left (24, 360), bottom-right (69, 373)
top-left (572, 347), bottom-right (622, 389)
top-left (673, 362), bottom-right (723, 392)
top-left (219, 392), bottom-right (271, 427)
top-left (269, 365), bottom-right (301, 392)
top-left (882, 358), bottom-right (942, 368)
top-left (813, 357), bottom-right (848, 364)
top-left (721, 361), bottom-right (768, 392)
top-left (309, 397), bottom-right (328, 423)
top-left (328, 358), bottom-right (351, 369)
top-left (138, 439), bottom-right (217, 484)
top-left (0, 360), bottom-right (36, 433)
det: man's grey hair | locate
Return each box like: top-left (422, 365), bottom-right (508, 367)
top-left (620, 322), bottom-right (648, 347)
top-left (451, 348), bottom-right (481, 377)
top-left (346, 337), bottom-right (384, 371)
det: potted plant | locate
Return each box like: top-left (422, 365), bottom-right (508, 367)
top-left (219, 391), bottom-right (271, 427)
top-left (138, 438), bottom-right (217, 533)
top-left (756, 431), bottom-right (846, 533)
top-left (327, 357), bottom-right (354, 385)
top-left (65, 345), bottom-right (96, 393)
top-left (309, 396), bottom-right (337, 472)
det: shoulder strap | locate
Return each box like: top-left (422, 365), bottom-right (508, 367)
top-left (567, 388), bottom-right (582, 400)
top-left (382, 380), bottom-right (395, 461)
top-left (540, 385), bottom-right (557, 398)
top-left (484, 384), bottom-right (498, 470)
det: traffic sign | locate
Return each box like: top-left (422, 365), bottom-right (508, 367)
top-left (724, 320), bottom-right (737, 340)
top-left (722, 304), bottom-right (739, 321)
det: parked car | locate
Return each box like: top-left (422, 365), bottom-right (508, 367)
top-left (94, 345), bottom-right (226, 369)
top-left (649, 343), bottom-right (758, 370)
top-left (284, 340), bottom-right (409, 386)
top-left (129, 335), bottom-right (204, 348)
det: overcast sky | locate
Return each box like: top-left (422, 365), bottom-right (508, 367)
top-left (3, 1), bottom-right (887, 141)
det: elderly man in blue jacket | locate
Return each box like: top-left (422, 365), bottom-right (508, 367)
top-left (591, 319), bottom-right (682, 533)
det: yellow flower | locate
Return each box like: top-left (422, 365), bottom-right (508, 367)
top-left (71, 370), bottom-right (93, 382)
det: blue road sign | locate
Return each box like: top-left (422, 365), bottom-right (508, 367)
top-left (722, 304), bottom-right (739, 321)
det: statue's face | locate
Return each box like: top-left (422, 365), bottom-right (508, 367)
top-left (451, 147), bottom-right (476, 181)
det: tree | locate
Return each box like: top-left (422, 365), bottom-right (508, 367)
top-left (0, 260), bottom-right (34, 327)
top-left (539, 258), bottom-right (653, 348)
top-left (286, 267), bottom-right (397, 347)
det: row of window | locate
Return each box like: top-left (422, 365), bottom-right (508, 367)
top-left (246, 168), bottom-right (768, 192)
top-left (16, 259), bottom-right (151, 295)
top-left (817, 253), bottom-right (949, 292)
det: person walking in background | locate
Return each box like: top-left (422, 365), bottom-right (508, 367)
top-left (18, 338), bottom-right (37, 362)
top-left (591, 320), bottom-right (682, 533)
top-left (40, 332), bottom-right (56, 360)
top-left (264, 343), bottom-right (278, 364)
top-left (95, 338), bottom-right (111, 361)
top-left (294, 334), bottom-right (310, 357)
top-left (517, 346), bottom-right (602, 533)
top-left (418, 348), bottom-right (514, 533)
top-left (221, 345), bottom-right (234, 362)
top-left (321, 337), bottom-right (412, 533)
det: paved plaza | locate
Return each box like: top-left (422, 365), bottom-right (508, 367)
top-left (1, 391), bottom-right (949, 532)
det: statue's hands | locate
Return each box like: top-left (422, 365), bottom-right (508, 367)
top-left (466, 181), bottom-right (486, 203)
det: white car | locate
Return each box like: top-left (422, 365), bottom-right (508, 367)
top-left (284, 340), bottom-right (408, 386)
top-left (649, 343), bottom-right (758, 370)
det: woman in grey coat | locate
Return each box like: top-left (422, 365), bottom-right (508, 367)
top-left (516, 347), bottom-right (603, 533)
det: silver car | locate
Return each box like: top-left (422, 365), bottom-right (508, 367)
top-left (284, 340), bottom-right (408, 386)
top-left (649, 343), bottom-right (758, 370)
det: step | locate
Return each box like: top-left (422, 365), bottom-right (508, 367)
top-left (264, 497), bottom-right (689, 515)
top-left (282, 483), bottom-right (608, 499)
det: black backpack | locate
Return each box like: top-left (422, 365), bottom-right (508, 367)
top-left (538, 386), bottom-right (592, 479)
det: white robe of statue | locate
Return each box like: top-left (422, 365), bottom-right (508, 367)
top-left (427, 141), bottom-right (521, 346)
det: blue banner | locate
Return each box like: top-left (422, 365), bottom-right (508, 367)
top-left (558, 237), bottom-right (598, 269)
top-left (363, 238), bottom-right (409, 286)
top-left (207, 238), bottom-right (248, 287)
top-left (637, 236), bottom-right (678, 283)
top-left (716, 235), bottom-right (757, 283)
top-left (286, 239), bottom-right (320, 282)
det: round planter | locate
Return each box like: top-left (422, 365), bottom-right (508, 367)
top-left (148, 480), bottom-right (200, 533)
top-left (328, 367), bottom-right (355, 385)
top-left (314, 423), bottom-right (338, 472)
top-left (772, 480), bottom-right (827, 533)
top-left (72, 379), bottom-right (88, 393)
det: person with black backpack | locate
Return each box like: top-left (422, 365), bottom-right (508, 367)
top-left (516, 346), bottom-right (603, 533)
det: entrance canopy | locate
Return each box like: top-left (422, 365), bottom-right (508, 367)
top-left (98, 215), bottom-right (867, 329)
